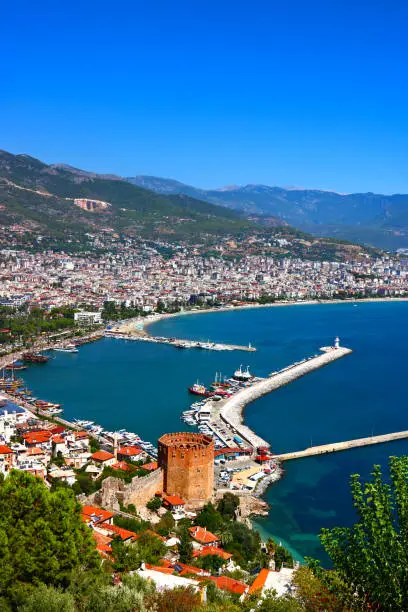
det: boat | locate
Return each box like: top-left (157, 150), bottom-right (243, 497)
top-left (233, 365), bottom-right (253, 382)
top-left (54, 343), bottom-right (79, 353)
top-left (5, 361), bottom-right (28, 371)
top-left (22, 352), bottom-right (49, 364)
top-left (188, 382), bottom-right (212, 397)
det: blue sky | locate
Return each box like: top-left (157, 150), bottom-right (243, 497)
top-left (1, 0), bottom-right (407, 193)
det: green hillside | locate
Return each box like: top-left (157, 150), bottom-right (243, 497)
top-left (0, 150), bottom-right (382, 259)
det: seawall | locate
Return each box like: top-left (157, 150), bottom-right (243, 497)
top-left (219, 346), bottom-right (352, 449)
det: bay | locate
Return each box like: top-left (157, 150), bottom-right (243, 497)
top-left (21, 301), bottom-right (408, 564)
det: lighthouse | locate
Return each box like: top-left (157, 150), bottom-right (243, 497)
top-left (334, 336), bottom-right (340, 349)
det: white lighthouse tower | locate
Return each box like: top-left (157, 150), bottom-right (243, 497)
top-left (334, 336), bottom-right (340, 349)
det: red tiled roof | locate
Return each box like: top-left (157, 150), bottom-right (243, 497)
top-left (91, 450), bottom-right (114, 462)
top-left (104, 524), bottom-right (138, 541)
top-left (118, 446), bottom-right (142, 457)
top-left (82, 505), bottom-right (114, 524)
top-left (52, 435), bottom-right (65, 444)
top-left (163, 494), bottom-right (185, 507)
top-left (111, 461), bottom-right (131, 471)
top-left (92, 531), bottom-right (113, 556)
top-left (209, 575), bottom-right (247, 595)
top-left (144, 563), bottom-right (174, 574)
top-left (248, 568), bottom-right (270, 595)
top-left (141, 461), bottom-right (158, 471)
top-left (189, 526), bottom-right (219, 545)
top-left (75, 431), bottom-right (89, 440)
top-left (23, 431), bottom-right (51, 444)
top-left (192, 546), bottom-right (232, 560)
top-left (173, 562), bottom-right (210, 577)
top-left (50, 426), bottom-right (65, 434)
top-left (0, 444), bottom-right (13, 455)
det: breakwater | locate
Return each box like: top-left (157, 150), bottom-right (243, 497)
top-left (275, 430), bottom-right (408, 461)
top-left (219, 346), bottom-right (352, 449)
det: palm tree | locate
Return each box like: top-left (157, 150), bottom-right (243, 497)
top-left (217, 526), bottom-right (232, 547)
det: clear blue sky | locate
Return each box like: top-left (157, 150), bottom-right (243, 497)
top-left (2, 0), bottom-right (407, 193)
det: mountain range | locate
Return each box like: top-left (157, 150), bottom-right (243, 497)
top-left (127, 176), bottom-right (408, 251)
top-left (0, 149), bottom-right (383, 260)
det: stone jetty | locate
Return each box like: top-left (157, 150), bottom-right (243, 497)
top-left (219, 345), bottom-right (352, 449)
top-left (275, 430), bottom-right (408, 461)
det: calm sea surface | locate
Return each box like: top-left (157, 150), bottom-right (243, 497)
top-left (21, 302), bottom-right (408, 564)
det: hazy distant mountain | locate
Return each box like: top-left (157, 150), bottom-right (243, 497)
top-left (127, 176), bottom-right (408, 250)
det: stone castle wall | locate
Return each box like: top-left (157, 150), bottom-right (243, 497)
top-left (86, 470), bottom-right (163, 511)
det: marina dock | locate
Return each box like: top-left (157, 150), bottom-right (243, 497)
top-left (105, 330), bottom-right (256, 352)
top-left (274, 430), bottom-right (408, 461)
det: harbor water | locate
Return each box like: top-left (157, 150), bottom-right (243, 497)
top-left (21, 301), bottom-right (408, 564)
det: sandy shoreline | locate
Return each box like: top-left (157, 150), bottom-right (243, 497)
top-left (116, 296), bottom-right (408, 336)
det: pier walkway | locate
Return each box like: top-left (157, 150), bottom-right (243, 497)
top-left (105, 331), bottom-right (255, 352)
top-left (275, 430), bottom-right (408, 461)
top-left (218, 346), bottom-right (352, 449)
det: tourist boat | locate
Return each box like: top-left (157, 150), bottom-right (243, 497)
top-left (54, 343), bottom-right (79, 353)
top-left (5, 361), bottom-right (27, 371)
top-left (34, 400), bottom-right (62, 410)
top-left (22, 352), bottom-right (49, 364)
top-left (188, 382), bottom-right (212, 397)
top-left (210, 372), bottom-right (231, 389)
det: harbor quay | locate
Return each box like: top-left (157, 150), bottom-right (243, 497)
top-left (275, 430), bottom-right (408, 461)
top-left (216, 342), bottom-right (352, 450)
top-left (105, 329), bottom-right (256, 352)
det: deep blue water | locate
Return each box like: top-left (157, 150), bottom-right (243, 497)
top-left (21, 302), bottom-right (408, 564)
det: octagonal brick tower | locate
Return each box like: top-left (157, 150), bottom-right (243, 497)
top-left (158, 432), bottom-right (214, 502)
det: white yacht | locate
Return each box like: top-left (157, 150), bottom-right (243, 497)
top-left (54, 343), bottom-right (79, 353)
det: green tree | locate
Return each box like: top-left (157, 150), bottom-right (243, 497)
top-left (156, 511), bottom-right (176, 537)
top-left (216, 493), bottom-right (240, 521)
top-left (18, 584), bottom-right (76, 612)
top-left (196, 554), bottom-right (225, 573)
top-left (195, 502), bottom-right (224, 533)
top-left (0, 471), bottom-right (100, 598)
top-left (311, 456), bottom-right (408, 611)
top-left (292, 566), bottom-right (344, 612)
top-left (146, 496), bottom-right (163, 511)
top-left (267, 539), bottom-right (294, 570)
top-left (178, 526), bottom-right (193, 564)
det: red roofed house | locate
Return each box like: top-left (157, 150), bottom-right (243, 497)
top-left (92, 530), bottom-right (113, 558)
top-left (248, 568), bottom-right (269, 595)
top-left (117, 446), bottom-right (145, 462)
top-left (0, 444), bottom-right (14, 473)
top-left (209, 575), bottom-right (248, 598)
top-left (111, 461), bottom-right (132, 472)
top-left (192, 546), bottom-right (232, 561)
top-left (82, 505), bottom-right (114, 526)
top-left (163, 494), bottom-right (185, 512)
top-left (189, 526), bottom-right (220, 547)
top-left (23, 430), bottom-right (52, 447)
top-left (90, 450), bottom-right (116, 467)
top-left (102, 524), bottom-right (138, 544)
top-left (141, 461), bottom-right (158, 471)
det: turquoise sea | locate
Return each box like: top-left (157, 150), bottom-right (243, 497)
top-left (21, 301), bottom-right (408, 564)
